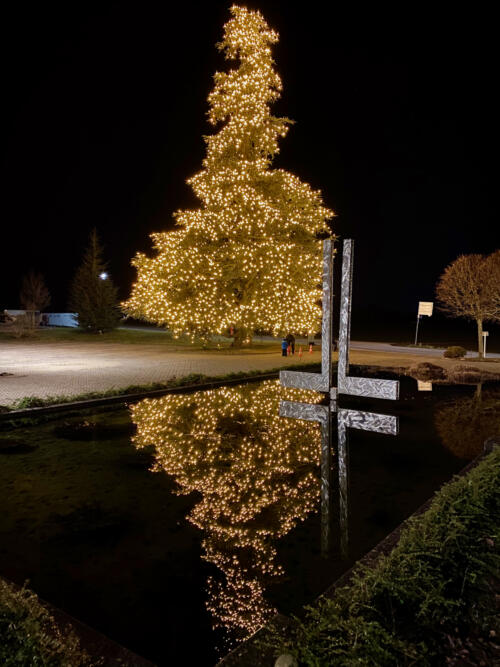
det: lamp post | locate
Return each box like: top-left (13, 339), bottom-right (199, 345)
top-left (482, 331), bottom-right (489, 358)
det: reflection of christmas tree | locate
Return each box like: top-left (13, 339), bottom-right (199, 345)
top-left (131, 381), bottom-right (321, 648)
top-left (435, 385), bottom-right (500, 459)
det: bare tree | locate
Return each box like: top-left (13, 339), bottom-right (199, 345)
top-left (436, 252), bottom-right (500, 358)
top-left (489, 250), bottom-right (500, 315)
top-left (20, 270), bottom-right (51, 321)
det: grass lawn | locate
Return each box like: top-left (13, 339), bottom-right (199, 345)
top-left (0, 326), bottom-right (278, 352)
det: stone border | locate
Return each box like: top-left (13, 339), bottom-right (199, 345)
top-left (218, 438), bottom-right (500, 666)
top-left (0, 372), bottom-right (283, 422)
top-left (0, 364), bottom-right (400, 423)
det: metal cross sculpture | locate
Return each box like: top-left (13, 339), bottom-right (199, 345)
top-left (279, 239), bottom-right (400, 557)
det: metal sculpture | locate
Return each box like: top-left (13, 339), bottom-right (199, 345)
top-left (279, 239), bottom-right (400, 557)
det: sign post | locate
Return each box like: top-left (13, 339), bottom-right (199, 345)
top-left (414, 301), bottom-right (433, 346)
top-left (482, 331), bottom-right (489, 358)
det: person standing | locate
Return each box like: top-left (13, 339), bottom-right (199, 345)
top-left (281, 338), bottom-right (288, 357)
top-left (285, 333), bottom-right (295, 355)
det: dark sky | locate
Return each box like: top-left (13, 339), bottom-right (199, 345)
top-left (1, 1), bottom-right (497, 315)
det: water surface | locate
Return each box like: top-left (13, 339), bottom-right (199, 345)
top-left (0, 378), bottom-right (498, 664)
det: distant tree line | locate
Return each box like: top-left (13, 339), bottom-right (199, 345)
top-left (15, 229), bottom-right (119, 334)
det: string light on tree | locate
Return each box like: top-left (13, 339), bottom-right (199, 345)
top-left (131, 380), bottom-right (322, 651)
top-left (123, 5), bottom-right (334, 346)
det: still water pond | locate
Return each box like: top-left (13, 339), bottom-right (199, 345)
top-left (0, 378), bottom-right (499, 665)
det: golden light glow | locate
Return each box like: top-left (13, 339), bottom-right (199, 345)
top-left (131, 380), bottom-right (323, 649)
top-left (123, 5), bottom-right (334, 340)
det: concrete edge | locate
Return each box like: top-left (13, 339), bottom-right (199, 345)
top-left (217, 439), bottom-right (500, 666)
top-left (0, 372), bottom-right (285, 421)
top-left (0, 362), bottom-right (340, 422)
top-left (0, 363), bottom-right (401, 422)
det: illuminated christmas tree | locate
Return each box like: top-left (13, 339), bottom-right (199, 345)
top-left (124, 5), bottom-right (334, 346)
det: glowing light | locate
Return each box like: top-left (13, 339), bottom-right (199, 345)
top-left (123, 5), bottom-right (334, 342)
top-left (131, 380), bottom-right (324, 651)
top-left (99, 272), bottom-right (108, 280)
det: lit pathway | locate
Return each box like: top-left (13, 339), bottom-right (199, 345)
top-left (0, 342), bottom-right (306, 406)
top-left (0, 339), bottom-right (498, 406)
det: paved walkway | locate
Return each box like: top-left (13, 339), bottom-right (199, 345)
top-left (0, 342), bottom-right (306, 405)
top-left (350, 341), bottom-right (497, 359)
top-left (0, 340), bottom-right (498, 406)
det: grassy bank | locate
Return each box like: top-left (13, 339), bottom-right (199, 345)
top-left (266, 447), bottom-right (500, 666)
top-left (0, 326), bottom-right (280, 351)
top-left (1, 326), bottom-right (188, 345)
top-left (0, 578), bottom-right (91, 666)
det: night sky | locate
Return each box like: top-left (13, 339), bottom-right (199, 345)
top-left (1, 1), bottom-right (497, 319)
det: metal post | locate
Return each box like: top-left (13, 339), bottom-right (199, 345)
top-left (414, 315), bottom-right (420, 346)
top-left (320, 412), bottom-right (332, 558)
top-left (483, 333), bottom-right (487, 358)
top-left (337, 413), bottom-right (349, 560)
top-left (321, 239), bottom-right (334, 387)
top-left (338, 239), bottom-right (354, 381)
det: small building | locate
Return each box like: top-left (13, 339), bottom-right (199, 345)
top-left (4, 311), bottom-right (78, 328)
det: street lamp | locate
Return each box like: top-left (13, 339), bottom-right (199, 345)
top-left (99, 272), bottom-right (108, 280)
top-left (482, 331), bottom-right (489, 358)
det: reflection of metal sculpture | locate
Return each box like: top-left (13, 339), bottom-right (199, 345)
top-left (280, 239), bottom-right (400, 558)
top-left (131, 381), bottom-right (322, 652)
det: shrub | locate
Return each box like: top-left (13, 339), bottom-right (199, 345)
top-left (0, 578), bottom-right (92, 665)
top-left (266, 448), bottom-right (500, 665)
top-left (407, 362), bottom-right (446, 381)
top-left (10, 313), bottom-right (37, 339)
top-left (444, 345), bottom-right (467, 358)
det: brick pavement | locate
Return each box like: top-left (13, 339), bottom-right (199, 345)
top-left (0, 342), bottom-right (308, 405)
top-left (1, 340), bottom-right (498, 406)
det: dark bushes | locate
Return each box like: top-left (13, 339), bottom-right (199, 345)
top-left (444, 345), bottom-right (467, 358)
top-left (0, 578), bottom-right (92, 665)
top-left (266, 448), bottom-right (500, 665)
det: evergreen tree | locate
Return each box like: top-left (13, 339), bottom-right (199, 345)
top-left (124, 5), bottom-right (334, 346)
top-left (70, 229), bottom-right (120, 332)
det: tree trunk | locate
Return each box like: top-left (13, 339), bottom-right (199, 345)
top-left (476, 318), bottom-right (484, 359)
top-left (231, 327), bottom-right (252, 348)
